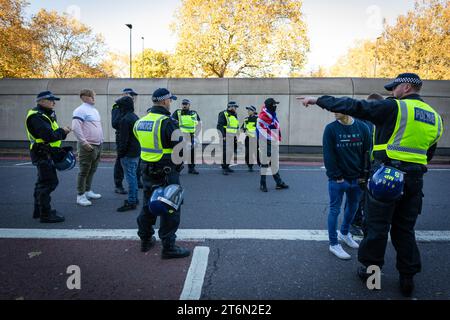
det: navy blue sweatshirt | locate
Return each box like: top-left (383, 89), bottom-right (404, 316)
top-left (323, 119), bottom-right (370, 181)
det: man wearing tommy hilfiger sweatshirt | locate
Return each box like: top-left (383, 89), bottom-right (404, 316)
top-left (323, 113), bottom-right (370, 260)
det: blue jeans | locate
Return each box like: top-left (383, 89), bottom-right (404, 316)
top-left (120, 157), bottom-right (139, 204)
top-left (328, 179), bottom-right (361, 246)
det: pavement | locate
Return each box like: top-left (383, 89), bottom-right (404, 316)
top-left (0, 158), bottom-right (449, 300)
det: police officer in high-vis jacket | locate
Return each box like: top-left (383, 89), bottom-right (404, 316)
top-left (172, 99), bottom-right (201, 175)
top-left (241, 105), bottom-right (259, 171)
top-left (25, 91), bottom-right (72, 223)
top-left (217, 101), bottom-right (240, 175)
top-left (298, 73), bottom-right (444, 297)
top-left (134, 88), bottom-right (190, 259)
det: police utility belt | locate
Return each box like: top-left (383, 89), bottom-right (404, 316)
top-left (373, 159), bottom-right (426, 175)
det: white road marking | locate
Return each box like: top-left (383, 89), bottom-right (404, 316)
top-left (0, 229), bottom-right (449, 242)
top-left (180, 246), bottom-right (210, 300)
top-left (15, 162), bottom-right (32, 166)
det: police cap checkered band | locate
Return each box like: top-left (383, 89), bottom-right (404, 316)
top-left (152, 88), bottom-right (177, 102)
top-left (393, 77), bottom-right (422, 85)
top-left (36, 91), bottom-right (60, 102)
top-left (384, 73), bottom-right (422, 91)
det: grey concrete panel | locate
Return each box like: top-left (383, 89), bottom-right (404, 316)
top-left (289, 95), bottom-right (337, 146)
top-left (421, 80), bottom-right (450, 97)
top-left (47, 79), bottom-right (109, 95)
top-left (228, 78), bottom-right (290, 94)
top-left (108, 79), bottom-right (168, 96)
top-left (289, 78), bottom-right (354, 95)
top-left (168, 78), bottom-right (228, 95)
top-left (0, 95), bottom-right (35, 140)
top-left (0, 79), bottom-right (49, 95)
top-left (174, 95), bottom-right (229, 143)
top-left (352, 78), bottom-right (393, 96)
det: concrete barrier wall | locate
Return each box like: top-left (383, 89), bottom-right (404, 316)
top-left (0, 78), bottom-right (449, 150)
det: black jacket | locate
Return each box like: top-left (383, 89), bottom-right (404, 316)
top-left (116, 96), bottom-right (140, 158)
top-left (316, 94), bottom-right (438, 164)
top-left (217, 109), bottom-right (238, 137)
top-left (26, 105), bottom-right (67, 162)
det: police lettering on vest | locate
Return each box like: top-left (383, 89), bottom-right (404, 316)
top-left (134, 113), bottom-right (173, 163)
top-left (373, 99), bottom-right (443, 165)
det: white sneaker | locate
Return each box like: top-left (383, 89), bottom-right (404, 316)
top-left (338, 231), bottom-right (360, 249)
top-left (77, 194), bottom-right (92, 207)
top-left (85, 190), bottom-right (102, 200)
top-left (329, 244), bottom-right (351, 260)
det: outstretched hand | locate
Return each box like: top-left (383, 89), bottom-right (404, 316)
top-left (296, 96), bottom-right (318, 107)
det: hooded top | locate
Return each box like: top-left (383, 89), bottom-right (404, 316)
top-left (116, 96), bottom-right (140, 158)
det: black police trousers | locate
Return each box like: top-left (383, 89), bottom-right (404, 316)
top-left (222, 136), bottom-right (237, 169)
top-left (137, 162), bottom-right (181, 248)
top-left (33, 159), bottom-right (58, 216)
top-left (183, 133), bottom-right (196, 169)
top-left (358, 168), bottom-right (424, 276)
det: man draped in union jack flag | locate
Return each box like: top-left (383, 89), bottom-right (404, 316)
top-left (256, 98), bottom-right (289, 192)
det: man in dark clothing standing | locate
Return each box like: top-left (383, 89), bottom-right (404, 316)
top-left (298, 73), bottom-right (444, 297)
top-left (172, 99), bottom-right (201, 175)
top-left (115, 96), bottom-right (141, 212)
top-left (25, 91), bottom-right (71, 223)
top-left (217, 101), bottom-right (239, 175)
top-left (241, 106), bottom-right (259, 172)
top-left (112, 88), bottom-right (142, 194)
top-left (323, 113), bottom-right (370, 260)
top-left (349, 93), bottom-right (383, 237)
top-left (134, 88), bottom-right (190, 259)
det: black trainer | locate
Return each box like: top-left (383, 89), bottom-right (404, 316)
top-left (189, 168), bottom-right (200, 175)
top-left (276, 182), bottom-right (289, 190)
top-left (350, 224), bottom-right (364, 237)
top-left (357, 266), bottom-right (370, 282)
top-left (115, 186), bottom-right (128, 194)
top-left (260, 183), bottom-right (268, 192)
top-left (40, 211), bottom-right (65, 223)
top-left (117, 200), bottom-right (137, 212)
top-left (141, 236), bottom-right (156, 252)
top-left (399, 275), bottom-right (415, 297)
top-left (162, 245), bottom-right (191, 259)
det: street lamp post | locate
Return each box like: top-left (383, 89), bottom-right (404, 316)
top-left (141, 37), bottom-right (145, 78)
top-left (374, 36), bottom-right (381, 78)
top-left (126, 24), bottom-right (133, 78)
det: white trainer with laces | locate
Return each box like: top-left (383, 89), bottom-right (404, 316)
top-left (338, 231), bottom-right (360, 249)
top-left (85, 190), bottom-right (102, 200)
top-left (329, 244), bottom-right (351, 260)
top-left (77, 194), bottom-right (92, 207)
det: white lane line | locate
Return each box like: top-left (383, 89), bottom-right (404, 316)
top-left (180, 246), bottom-right (210, 300)
top-left (15, 162), bottom-right (32, 166)
top-left (0, 229), bottom-right (449, 242)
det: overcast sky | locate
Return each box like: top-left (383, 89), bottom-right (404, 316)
top-left (26, 0), bottom-right (416, 72)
